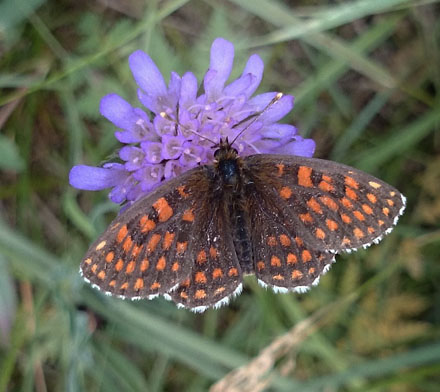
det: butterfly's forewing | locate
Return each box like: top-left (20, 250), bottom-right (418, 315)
top-left (80, 167), bottom-right (207, 299)
top-left (169, 187), bottom-right (243, 311)
top-left (244, 155), bottom-right (406, 254)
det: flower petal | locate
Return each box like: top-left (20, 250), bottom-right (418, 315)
top-left (204, 38), bottom-right (234, 101)
top-left (129, 50), bottom-right (167, 97)
top-left (100, 94), bottom-right (138, 130)
top-left (179, 72), bottom-right (198, 109)
top-left (224, 54), bottom-right (264, 98)
top-left (69, 165), bottom-right (128, 191)
top-left (247, 93), bottom-right (294, 123)
top-left (275, 137), bottom-right (316, 157)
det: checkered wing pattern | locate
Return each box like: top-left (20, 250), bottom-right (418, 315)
top-left (246, 184), bottom-right (335, 291)
top-left (168, 200), bottom-right (243, 311)
top-left (80, 167), bottom-right (206, 299)
top-left (244, 155), bottom-right (406, 254)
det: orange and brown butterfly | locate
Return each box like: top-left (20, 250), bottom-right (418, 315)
top-left (80, 137), bottom-right (406, 312)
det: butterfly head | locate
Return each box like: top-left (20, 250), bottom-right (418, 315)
top-left (213, 138), bottom-right (242, 187)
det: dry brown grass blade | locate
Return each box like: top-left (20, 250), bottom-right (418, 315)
top-left (210, 302), bottom-right (337, 392)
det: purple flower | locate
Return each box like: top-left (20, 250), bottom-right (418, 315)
top-left (69, 38), bottom-right (315, 205)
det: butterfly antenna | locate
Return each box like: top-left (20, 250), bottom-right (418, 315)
top-left (159, 111), bottom-right (217, 145)
top-left (229, 92), bottom-right (284, 147)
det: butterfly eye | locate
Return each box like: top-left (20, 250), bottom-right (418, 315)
top-left (214, 149), bottom-right (221, 159)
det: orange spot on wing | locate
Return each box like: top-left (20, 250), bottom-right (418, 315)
top-left (280, 186), bottom-right (292, 199)
top-left (97, 270), bottom-right (106, 280)
top-left (213, 268), bottom-right (223, 278)
top-left (109, 280), bottom-right (116, 287)
top-left (150, 282), bottom-right (161, 290)
top-left (341, 213), bottom-right (352, 223)
top-left (120, 282), bottom-right (129, 290)
top-left (276, 163), bottom-right (285, 176)
top-left (156, 256), bottom-right (166, 271)
top-left (300, 212), bottom-right (314, 223)
top-left (322, 175), bottom-right (332, 183)
top-left (84, 258), bottom-right (92, 265)
top-left (147, 234), bottom-right (161, 252)
top-left (267, 236), bottom-right (277, 246)
top-left (287, 253), bottom-right (298, 264)
top-left (131, 244), bottom-right (143, 258)
top-left (353, 227), bottom-right (364, 238)
top-left (367, 193), bottom-right (377, 203)
top-left (140, 258), bottom-right (149, 272)
top-left (345, 187), bottom-right (358, 200)
top-left (295, 237), bottom-right (303, 247)
top-left (172, 261), bottom-right (180, 272)
top-left (182, 209), bottom-right (195, 222)
top-left (298, 166), bottom-right (313, 187)
top-left (122, 236), bottom-right (133, 252)
top-left (345, 176), bottom-right (359, 189)
top-left (195, 289), bottom-right (206, 299)
top-left (279, 234), bottom-right (291, 247)
top-left (367, 226), bottom-right (375, 234)
top-left (315, 228), bottom-right (326, 239)
top-left (353, 210), bottom-right (365, 221)
top-left (115, 259), bottom-right (124, 271)
top-left (117, 225), bottom-right (128, 243)
top-left (273, 274), bottom-right (284, 281)
top-left (378, 220), bottom-right (385, 226)
top-left (180, 278), bottom-right (190, 287)
top-left (214, 287), bottom-right (226, 295)
top-left (342, 237), bottom-right (351, 246)
top-left (209, 246), bottom-right (218, 259)
top-left (228, 268), bottom-right (238, 277)
top-left (126, 261), bottom-right (136, 274)
top-left (319, 181), bottom-right (334, 192)
top-left (308, 267), bottom-right (316, 275)
top-left (341, 197), bottom-right (353, 209)
top-left (320, 196), bottom-right (338, 210)
top-left (162, 231), bottom-right (175, 250)
top-left (153, 197), bottom-right (173, 222)
top-left (292, 270), bottom-right (303, 279)
top-left (271, 256), bottom-right (281, 267)
top-left (257, 261), bottom-right (265, 271)
top-left (195, 271), bottom-right (207, 283)
top-left (382, 207), bottom-right (390, 216)
top-left (387, 199), bottom-right (394, 206)
top-left (197, 250), bottom-right (207, 264)
top-left (302, 250), bottom-right (312, 262)
top-left (307, 198), bottom-right (323, 214)
top-left (180, 291), bottom-right (188, 299)
top-left (105, 252), bottom-right (114, 263)
top-left (134, 278), bottom-right (144, 290)
top-left (326, 219), bottom-right (339, 231)
top-left (362, 204), bottom-right (373, 215)
top-left (177, 241), bottom-right (188, 254)
top-left (177, 185), bottom-right (189, 198)
top-left (140, 215), bottom-right (156, 233)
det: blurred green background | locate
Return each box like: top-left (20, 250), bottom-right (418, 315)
top-left (1, 0), bottom-right (440, 391)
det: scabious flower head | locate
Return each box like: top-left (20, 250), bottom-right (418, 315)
top-left (69, 38), bottom-right (315, 205)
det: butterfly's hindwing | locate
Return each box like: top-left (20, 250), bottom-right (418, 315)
top-left (245, 180), bottom-right (335, 291)
top-left (169, 189), bottom-right (243, 311)
top-left (80, 167), bottom-right (206, 298)
top-left (244, 155), bottom-right (406, 253)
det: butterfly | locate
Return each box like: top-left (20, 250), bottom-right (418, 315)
top-left (80, 138), bottom-right (406, 312)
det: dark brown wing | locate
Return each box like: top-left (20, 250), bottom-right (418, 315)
top-left (244, 176), bottom-right (336, 291)
top-left (80, 167), bottom-right (207, 299)
top-left (244, 154), bottom-right (405, 254)
top-left (167, 188), bottom-right (243, 312)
